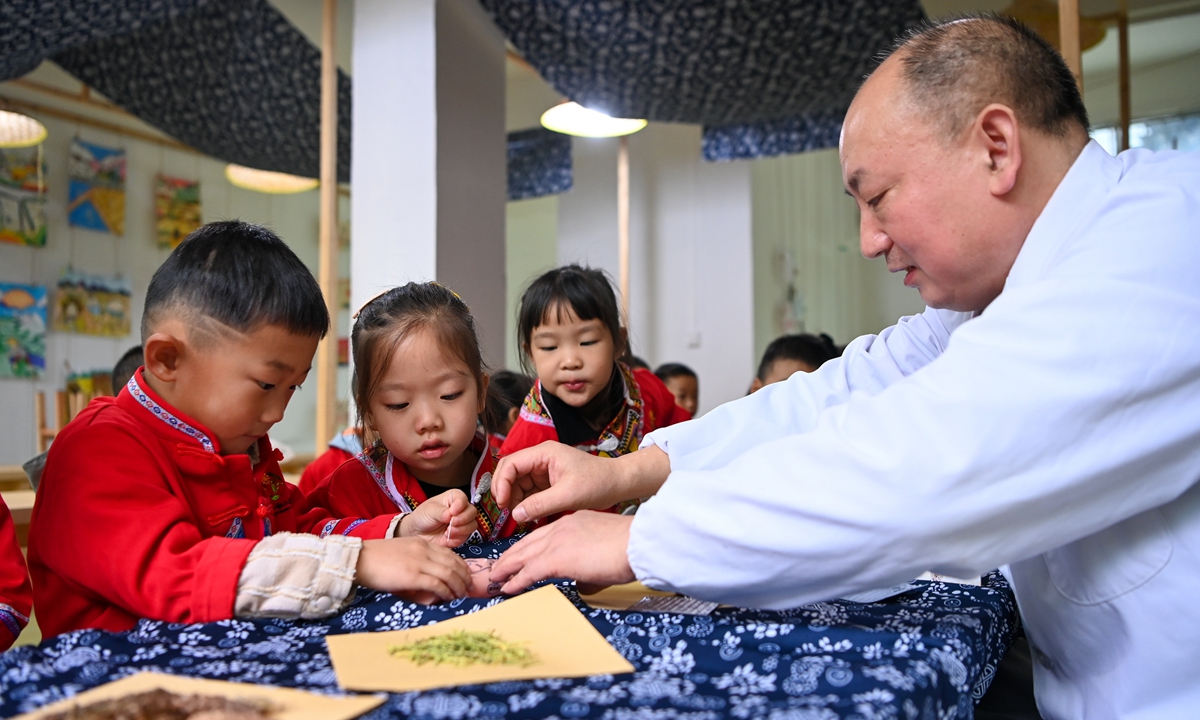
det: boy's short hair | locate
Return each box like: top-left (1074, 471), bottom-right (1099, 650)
top-left (112, 345), bottom-right (144, 389)
top-left (757, 333), bottom-right (840, 380)
top-left (142, 221), bottom-right (329, 342)
top-left (654, 362), bottom-right (696, 382)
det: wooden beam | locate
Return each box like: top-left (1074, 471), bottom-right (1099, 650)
top-left (9, 78), bottom-right (123, 113)
top-left (315, 0), bottom-right (340, 454)
top-left (617, 135), bottom-right (631, 316)
top-left (0, 94), bottom-right (199, 155)
top-left (1058, 0), bottom-right (1083, 93)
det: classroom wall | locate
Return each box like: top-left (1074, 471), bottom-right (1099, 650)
top-left (750, 147), bottom-right (927, 364)
top-left (504, 195), bottom-right (558, 372)
top-left (555, 124), bottom-right (756, 415)
top-left (0, 109), bottom-right (335, 466)
top-left (1085, 50), bottom-right (1200, 128)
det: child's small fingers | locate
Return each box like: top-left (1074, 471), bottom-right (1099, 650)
top-left (429, 564), bottom-right (468, 599)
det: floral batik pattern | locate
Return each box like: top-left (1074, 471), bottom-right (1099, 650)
top-left (0, 538), bottom-right (1020, 720)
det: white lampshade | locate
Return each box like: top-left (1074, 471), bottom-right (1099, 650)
top-left (0, 110), bottom-right (48, 148)
top-left (541, 101), bottom-right (647, 138)
top-left (225, 164), bottom-right (319, 194)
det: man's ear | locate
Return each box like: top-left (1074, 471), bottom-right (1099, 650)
top-left (749, 377), bottom-right (764, 393)
top-left (142, 332), bottom-right (184, 383)
top-left (973, 104), bottom-right (1022, 197)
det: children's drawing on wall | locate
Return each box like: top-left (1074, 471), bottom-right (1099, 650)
top-left (52, 272), bottom-right (132, 337)
top-left (68, 138), bottom-right (126, 235)
top-left (774, 248), bottom-right (806, 335)
top-left (155, 174), bottom-right (201, 248)
top-left (0, 146), bottom-right (48, 247)
top-left (0, 283), bottom-right (47, 379)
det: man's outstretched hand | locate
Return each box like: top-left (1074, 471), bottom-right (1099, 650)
top-left (492, 442), bottom-right (671, 523)
top-left (488, 511), bottom-right (636, 595)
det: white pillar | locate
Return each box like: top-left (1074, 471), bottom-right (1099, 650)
top-left (351, 0), bottom-right (507, 364)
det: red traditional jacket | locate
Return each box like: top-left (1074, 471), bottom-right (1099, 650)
top-left (314, 431), bottom-right (527, 542)
top-left (298, 446), bottom-right (354, 495)
top-left (499, 364), bottom-right (691, 513)
top-left (28, 370), bottom-right (398, 638)
top-left (0, 496), bottom-right (32, 650)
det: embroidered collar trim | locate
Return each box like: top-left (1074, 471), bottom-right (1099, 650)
top-left (521, 363), bottom-right (645, 457)
top-left (355, 430), bottom-right (513, 541)
top-left (126, 372), bottom-right (216, 454)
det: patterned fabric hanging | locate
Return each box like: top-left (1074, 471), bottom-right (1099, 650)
top-left (507, 128), bottom-right (572, 201)
top-left (479, 0), bottom-right (926, 159)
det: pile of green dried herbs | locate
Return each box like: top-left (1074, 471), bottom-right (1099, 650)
top-left (388, 630), bottom-right (537, 668)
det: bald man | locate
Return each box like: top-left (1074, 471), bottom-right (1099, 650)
top-left (490, 15), bottom-right (1200, 719)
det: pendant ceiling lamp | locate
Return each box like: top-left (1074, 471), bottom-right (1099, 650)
top-left (540, 101), bottom-right (646, 138)
top-left (541, 101), bottom-right (646, 314)
top-left (0, 109), bottom-right (48, 148)
top-left (225, 164), bottom-right (319, 194)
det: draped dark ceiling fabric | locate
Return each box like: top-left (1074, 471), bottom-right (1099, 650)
top-left (507, 128), bottom-right (572, 201)
top-left (3, 0), bottom-right (926, 176)
top-left (2, 0), bottom-right (351, 182)
top-left (0, 0), bottom-right (206, 82)
top-left (478, 0), bottom-right (926, 160)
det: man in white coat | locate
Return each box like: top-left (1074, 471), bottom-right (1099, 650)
top-left (490, 15), bottom-right (1200, 720)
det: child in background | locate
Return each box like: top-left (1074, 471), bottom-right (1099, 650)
top-left (749, 332), bottom-right (841, 392)
top-left (299, 427), bottom-right (363, 494)
top-left (0, 496), bottom-right (32, 650)
top-left (311, 282), bottom-right (527, 543)
top-left (112, 344), bottom-right (144, 390)
top-left (654, 362), bottom-right (698, 417)
top-left (29, 222), bottom-right (474, 638)
top-left (487, 370), bottom-right (534, 446)
top-left (501, 265), bottom-right (689, 513)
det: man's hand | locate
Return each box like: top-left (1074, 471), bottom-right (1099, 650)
top-left (356, 537), bottom-right (470, 604)
top-left (488, 511), bottom-right (636, 594)
top-left (399, 489), bottom-right (478, 547)
top-left (492, 442), bottom-right (671, 523)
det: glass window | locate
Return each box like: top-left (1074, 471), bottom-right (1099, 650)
top-left (1090, 112), bottom-right (1200, 154)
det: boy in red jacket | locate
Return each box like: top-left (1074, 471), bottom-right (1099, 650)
top-left (29, 222), bottom-right (475, 639)
top-left (0, 496), bottom-right (32, 650)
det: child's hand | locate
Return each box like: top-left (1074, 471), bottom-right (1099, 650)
top-left (400, 489), bottom-right (478, 547)
top-left (465, 558), bottom-right (506, 598)
top-left (355, 537), bottom-right (470, 604)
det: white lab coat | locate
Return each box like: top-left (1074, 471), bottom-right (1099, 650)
top-left (631, 141), bottom-right (1200, 720)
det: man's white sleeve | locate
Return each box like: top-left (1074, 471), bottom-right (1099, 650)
top-left (642, 307), bottom-right (972, 473)
top-left (629, 273), bottom-right (1200, 609)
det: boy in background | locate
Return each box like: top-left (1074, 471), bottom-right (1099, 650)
top-left (749, 333), bottom-right (841, 392)
top-left (29, 222), bottom-right (474, 638)
top-left (654, 363), bottom-right (698, 417)
top-left (111, 344), bottom-right (144, 390)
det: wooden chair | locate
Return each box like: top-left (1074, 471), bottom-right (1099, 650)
top-left (34, 390), bottom-right (69, 454)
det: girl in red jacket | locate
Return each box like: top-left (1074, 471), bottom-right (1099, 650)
top-left (311, 282), bottom-right (527, 543)
top-left (499, 265), bottom-right (690, 514)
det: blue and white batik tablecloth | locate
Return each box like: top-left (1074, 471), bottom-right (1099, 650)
top-left (0, 539), bottom-right (1019, 719)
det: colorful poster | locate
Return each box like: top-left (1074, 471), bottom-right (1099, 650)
top-left (0, 146), bottom-right (48, 246)
top-left (0, 283), bottom-right (47, 379)
top-left (68, 138), bottom-right (126, 235)
top-left (155, 174), bottom-right (202, 248)
top-left (52, 272), bottom-right (132, 337)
